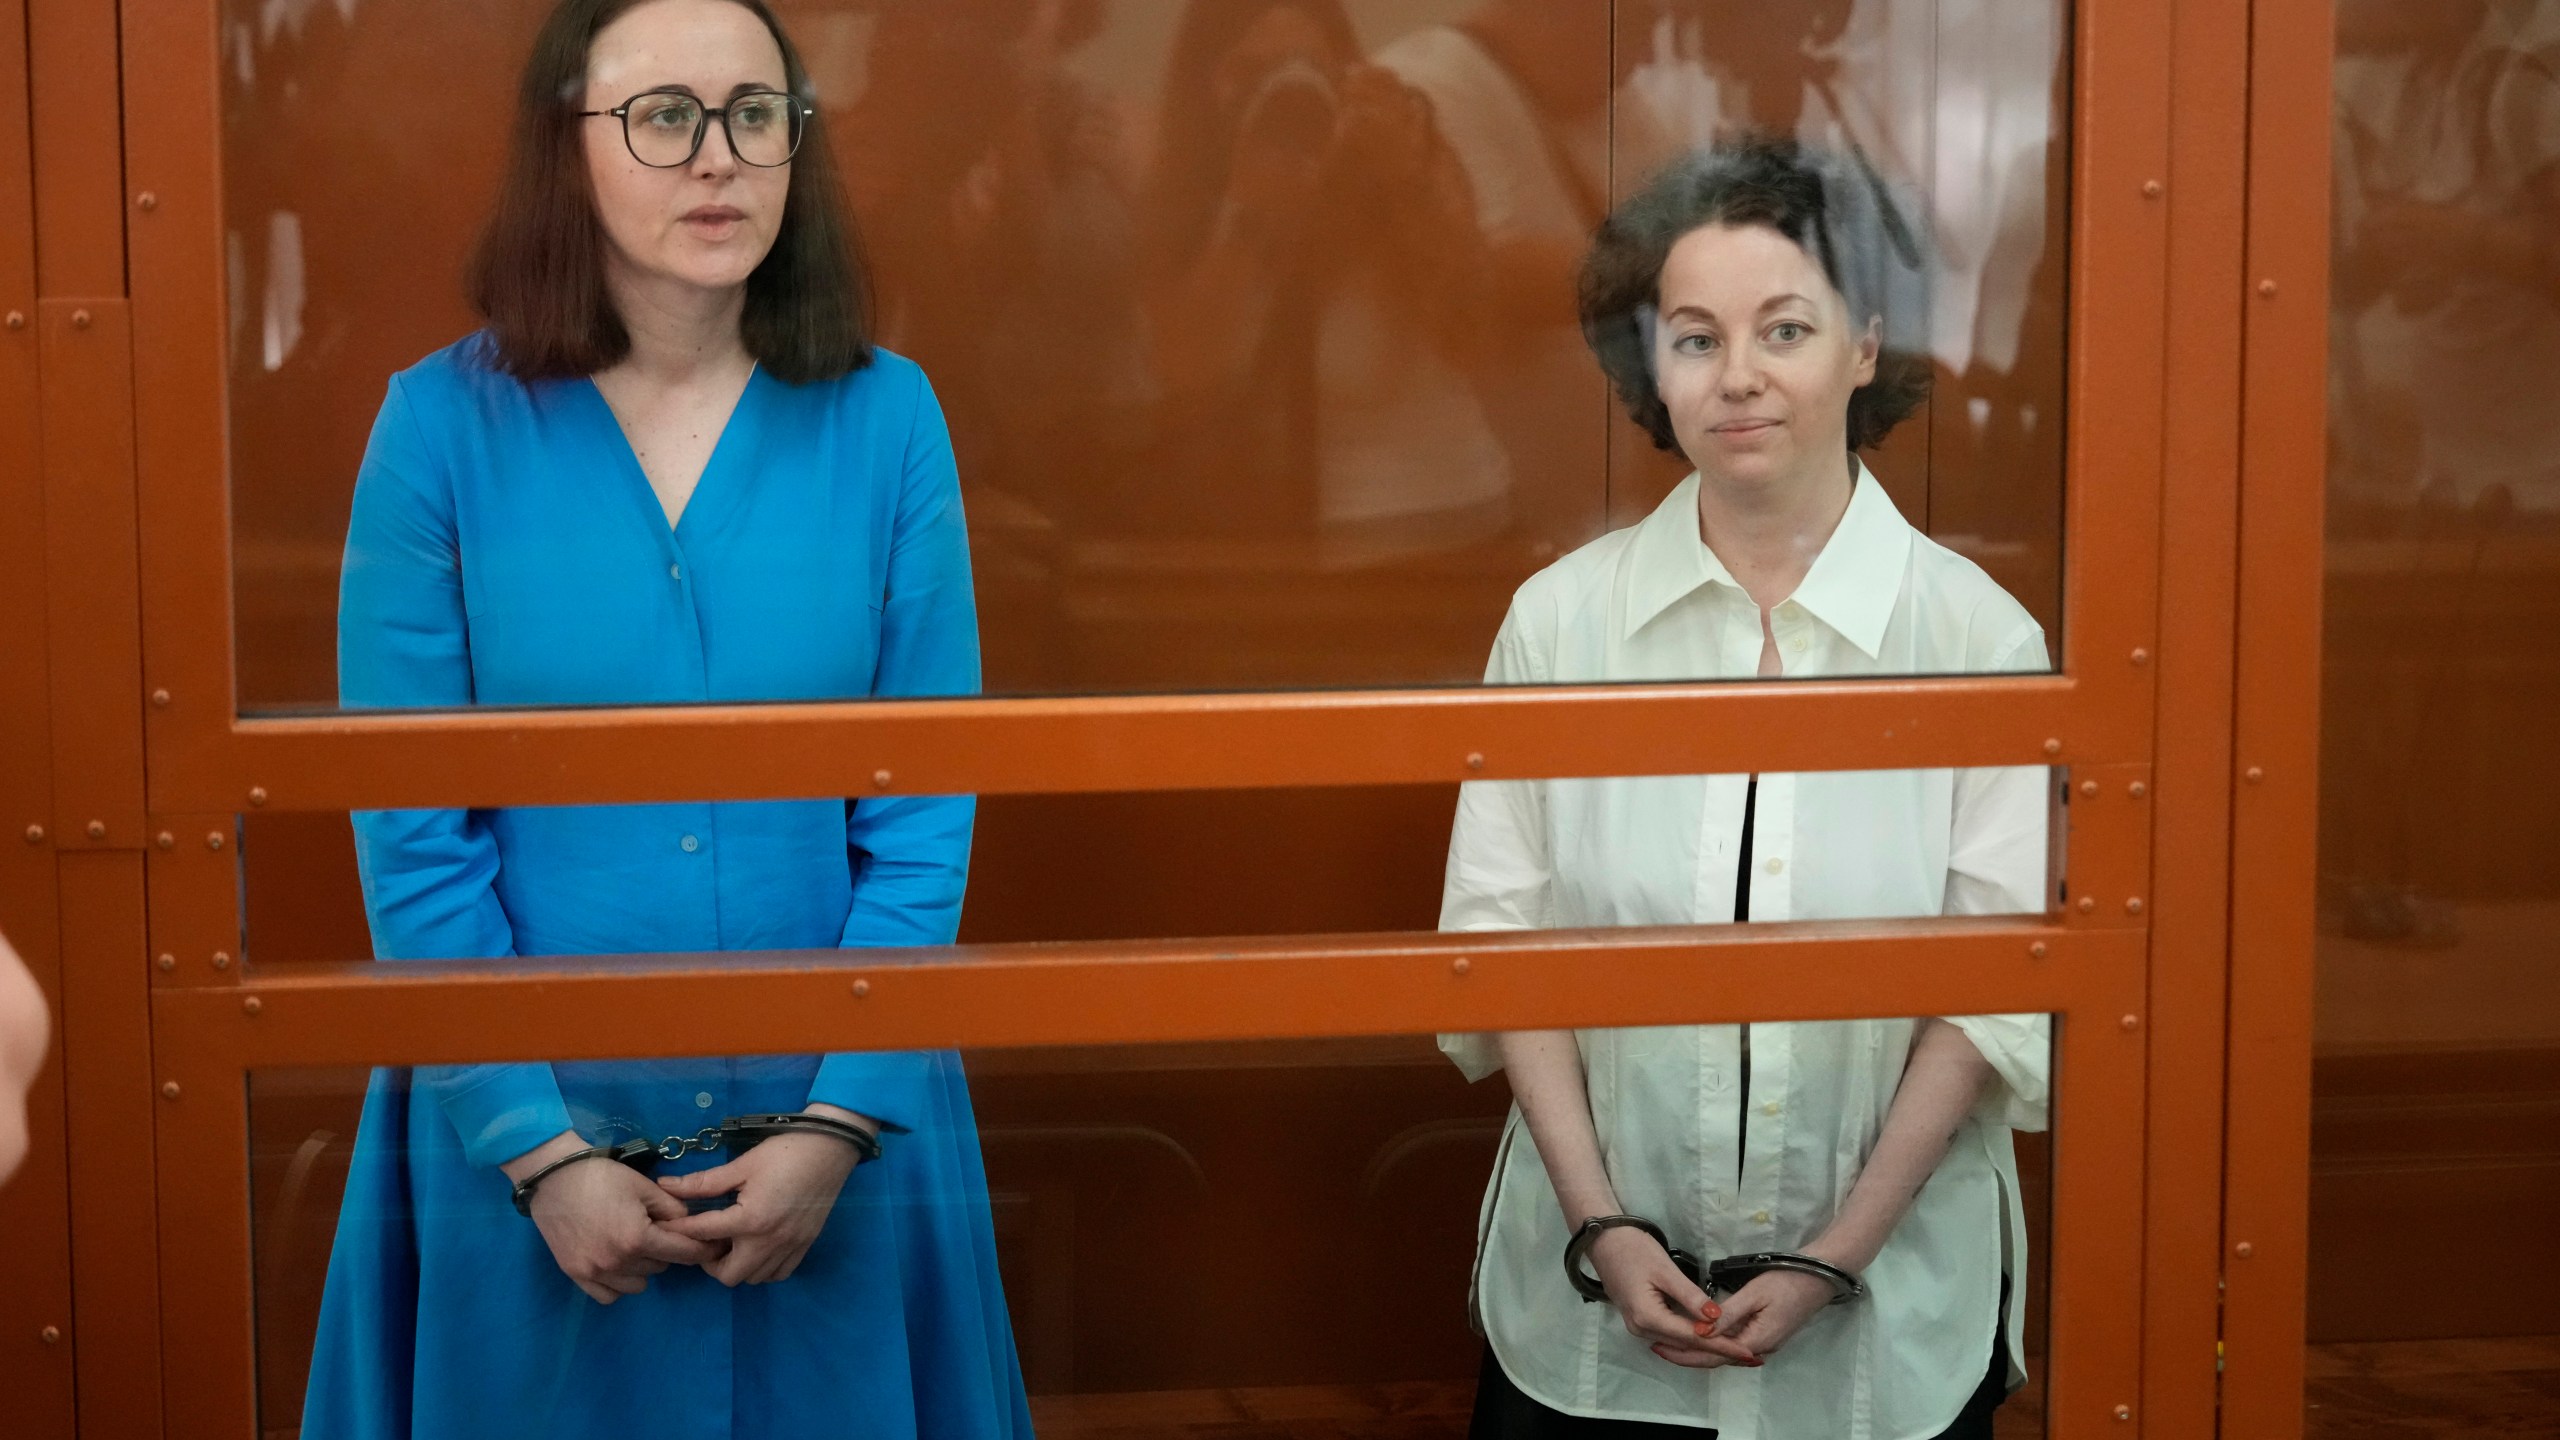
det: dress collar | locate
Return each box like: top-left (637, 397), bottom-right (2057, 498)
top-left (1621, 457), bottom-right (1914, 659)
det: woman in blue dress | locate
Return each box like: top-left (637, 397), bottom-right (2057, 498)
top-left (301, 0), bottom-right (1032, 1434)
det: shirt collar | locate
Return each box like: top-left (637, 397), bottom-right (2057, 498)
top-left (1620, 458), bottom-right (1915, 659)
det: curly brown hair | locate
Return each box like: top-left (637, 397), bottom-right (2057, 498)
top-left (1579, 134), bottom-right (1931, 455)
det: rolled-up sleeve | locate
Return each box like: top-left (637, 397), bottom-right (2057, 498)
top-left (1943, 620), bottom-right (2054, 1131)
top-left (1437, 609), bottom-right (1551, 1082)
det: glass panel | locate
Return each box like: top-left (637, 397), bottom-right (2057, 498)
top-left (233, 761), bottom-right (2057, 966)
top-left (224, 0), bottom-right (2069, 714)
top-left (2314, 0), bottom-right (2560, 1428)
top-left (249, 1020), bottom-right (2055, 1435)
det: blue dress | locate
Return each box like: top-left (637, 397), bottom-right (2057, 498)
top-left (302, 336), bottom-right (1034, 1440)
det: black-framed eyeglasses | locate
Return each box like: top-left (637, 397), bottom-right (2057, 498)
top-left (579, 89), bottom-right (807, 169)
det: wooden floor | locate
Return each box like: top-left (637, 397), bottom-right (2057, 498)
top-left (1026, 1337), bottom-right (2560, 1438)
top-left (2307, 1335), bottom-right (2560, 1439)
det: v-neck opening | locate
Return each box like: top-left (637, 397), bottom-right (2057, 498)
top-left (581, 362), bottom-right (763, 542)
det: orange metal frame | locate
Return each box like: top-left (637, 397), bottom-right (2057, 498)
top-left (0, 0), bottom-right (2334, 1435)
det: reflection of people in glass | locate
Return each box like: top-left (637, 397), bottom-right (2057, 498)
top-left (2333, 0), bottom-right (2560, 515)
top-left (1440, 139), bottom-right (2047, 1437)
top-left (305, 0), bottom-right (1029, 1434)
top-left (1138, 0), bottom-right (1509, 560)
top-left (0, 930), bottom-right (45, 1187)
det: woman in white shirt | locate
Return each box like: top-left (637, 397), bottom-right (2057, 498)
top-left (1442, 136), bottom-right (2051, 1440)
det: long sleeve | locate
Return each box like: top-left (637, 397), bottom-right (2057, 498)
top-left (808, 368), bottom-right (982, 1131)
top-left (339, 376), bottom-right (572, 1169)
top-left (1943, 621), bottom-right (2054, 1131)
top-left (1436, 607), bottom-right (1551, 1082)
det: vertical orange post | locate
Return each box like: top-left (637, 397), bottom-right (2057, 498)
top-left (2142, 0), bottom-right (2250, 1432)
top-left (0, 0), bottom-right (79, 1427)
top-left (28, 0), bottom-right (162, 1432)
top-left (2223, 0), bottom-right (2335, 1434)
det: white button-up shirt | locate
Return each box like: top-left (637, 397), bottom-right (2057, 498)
top-left (1440, 464), bottom-right (2052, 1439)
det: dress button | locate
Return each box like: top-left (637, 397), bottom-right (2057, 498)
top-left (1764, 857), bottom-right (1785, 876)
top-left (695, 1092), bottom-right (714, 1109)
top-left (680, 834), bottom-right (700, 853)
top-left (669, 563), bottom-right (681, 580)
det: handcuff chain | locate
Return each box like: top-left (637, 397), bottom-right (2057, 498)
top-left (654, 1126), bottom-right (726, 1161)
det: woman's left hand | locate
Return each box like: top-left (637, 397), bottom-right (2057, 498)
top-left (655, 1111), bottom-right (870, 1286)
top-left (1710, 1270), bottom-right (1840, 1359)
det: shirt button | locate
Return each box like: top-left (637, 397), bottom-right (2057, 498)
top-left (679, 834), bottom-right (700, 853)
top-left (1752, 1210), bottom-right (1772, 1225)
top-left (694, 1092), bottom-right (714, 1109)
top-left (669, 563), bottom-right (681, 580)
top-left (1764, 857), bottom-right (1785, 876)
top-left (1762, 1101), bottom-right (1782, 1115)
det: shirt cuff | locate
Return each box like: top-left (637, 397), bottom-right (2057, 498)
top-left (418, 1062), bottom-right (575, 1169)
top-left (806, 1051), bottom-right (929, 1136)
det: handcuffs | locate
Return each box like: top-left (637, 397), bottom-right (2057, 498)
top-left (1564, 1214), bottom-right (1866, 1307)
top-left (510, 1111), bottom-right (882, 1217)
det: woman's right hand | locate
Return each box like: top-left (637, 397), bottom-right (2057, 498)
top-left (1585, 1226), bottom-right (1762, 1370)
top-left (503, 1134), bottom-right (723, 1305)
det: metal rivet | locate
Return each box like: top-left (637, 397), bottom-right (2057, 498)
top-left (2043, 738), bottom-right (2062, 757)
top-left (2142, 179), bottom-right (2163, 198)
top-left (2258, 279), bottom-right (2278, 298)
top-left (2245, 766), bottom-right (2265, 784)
top-left (2121, 1014), bottom-right (2141, 1031)
top-left (2130, 648), bottom-right (2150, 666)
top-left (1465, 753), bottom-right (1486, 772)
top-left (4, 311), bottom-right (23, 331)
top-left (160, 1082), bottom-right (180, 1100)
top-left (70, 309), bottom-right (91, 329)
top-left (135, 191), bottom-right (158, 211)
top-left (155, 954), bottom-right (175, 972)
top-left (205, 831), bottom-right (225, 851)
top-left (242, 997), bottom-right (262, 1016)
top-left (154, 832), bottom-right (173, 850)
top-left (21, 825), bottom-right (41, 845)
top-left (1451, 957), bottom-right (1471, 976)
top-left (248, 787), bottom-right (268, 807)
top-left (2126, 897), bottom-right (2146, 916)
top-left (39, 1326), bottom-right (60, 1344)
top-left (2235, 1241), bottom-right (2254, 1258)
top-left (870, 770), bottom-right (892, 790)
top-left (2079, 780), bottom-right (2099, 798)
top-left (150, 689), bottom-right (171, 708)
top-left (851, 979), bottom-right (870, 998)
top-left (2115, 1405), bottom-right (2133, 1422)
top-left (84, 821), bottom-right (106, 841)
top-left (2129, 781), bottom-right (2149, 799)
top-left (2029, 942), bottom-right (2048, 960)
top-left (210, 951), bottom-right (231, 970)
top-left (2077, 896), bottom-right (2097, 914)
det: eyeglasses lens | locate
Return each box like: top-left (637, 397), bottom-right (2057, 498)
top-left (622, 92), bottom-right (801, 168)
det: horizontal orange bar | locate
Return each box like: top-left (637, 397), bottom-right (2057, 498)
top-left (163, 673), bottom-right (2127, 814)
top-left (157, 918), bottom-right (2141, 1069)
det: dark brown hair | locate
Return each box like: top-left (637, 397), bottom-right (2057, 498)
top-left (467, 0), bottom-right (872, 383)
top-left (1580, 133), bottom-right (1930, 455)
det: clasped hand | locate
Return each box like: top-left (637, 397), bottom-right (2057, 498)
top-left (1586, 1228), bottom-right (1841, 1370)
top-left (514, 1113), bottom-right (866, 1304)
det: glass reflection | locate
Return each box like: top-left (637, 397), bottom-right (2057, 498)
top-left (225, 0), bottom-right (2070, 711)
top-left (250, 1031), bottom-right (2052, 1436)
top-left (2311, 0), bottom-right (2560, 1399)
